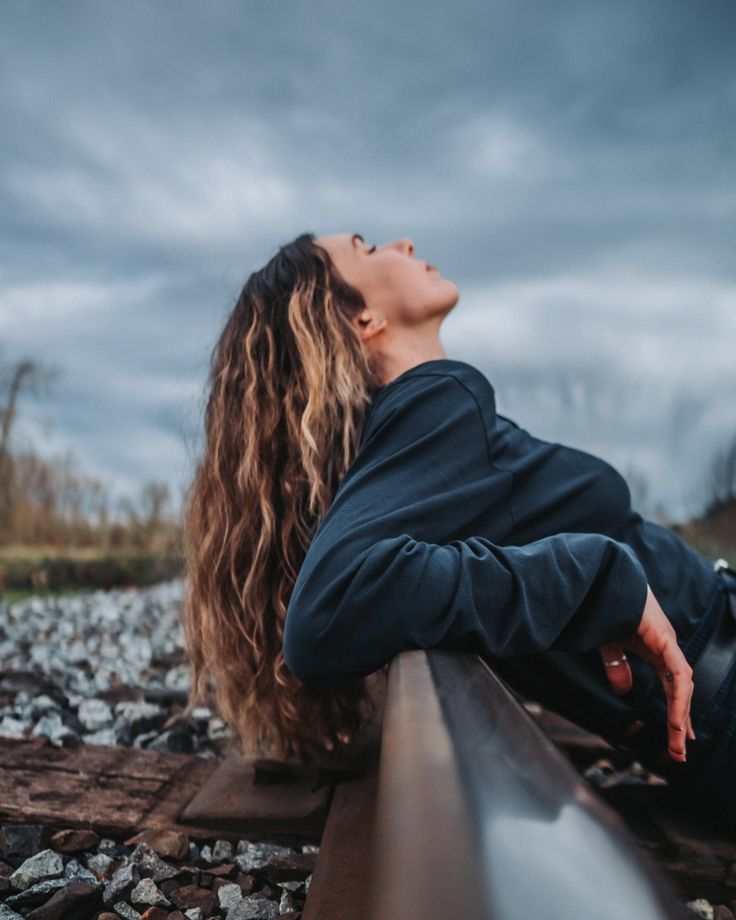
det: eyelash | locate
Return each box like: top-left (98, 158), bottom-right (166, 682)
top-left (367, 245), bottom-right (376, 254)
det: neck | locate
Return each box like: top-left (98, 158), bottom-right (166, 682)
top-left (373, 333), bottom-right (448, 387)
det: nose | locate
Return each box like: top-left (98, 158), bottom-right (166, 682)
top-left (386, 238), bottom-right (414, 256)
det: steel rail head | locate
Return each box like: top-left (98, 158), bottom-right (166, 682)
top-left (368, 649), bottom-right (684, 920)
top-left (367, 649), bottom-right (488, 919)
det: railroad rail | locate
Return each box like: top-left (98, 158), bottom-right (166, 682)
top-left (306, 649), bottom-right (687, 920)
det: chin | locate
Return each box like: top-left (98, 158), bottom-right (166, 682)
top-left (443, 281), bottom-right (460, 310)
top-left (424, 279), bottom-right (459, 318)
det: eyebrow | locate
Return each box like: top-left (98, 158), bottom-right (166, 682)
top-left (351, 233), bottom-right (364, 249)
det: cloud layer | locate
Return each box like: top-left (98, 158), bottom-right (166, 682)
top-left (1, 0), bottom-right (734, 521)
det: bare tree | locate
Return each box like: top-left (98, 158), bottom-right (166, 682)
top-left (708, 428), bottom-right (736, 510)
top-left (13, 453), bottom-right (58, 544)
top-left (0, 357), bottom-right (59, 457)
top-left (140, 481), bottom-right (170, 531)
top-left (0, 356), bottom-right (59, 540)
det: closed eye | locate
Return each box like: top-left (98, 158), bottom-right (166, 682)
top-left (367, 244), bottom-right (376, 254)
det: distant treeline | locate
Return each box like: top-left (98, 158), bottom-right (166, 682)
top-left (0, 355), bottom-right (183, 562)
top-left (0, 447), bottom-right (182, 556)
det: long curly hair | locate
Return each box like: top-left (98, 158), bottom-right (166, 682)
top-left (180, 232), bottom-right (385, 763)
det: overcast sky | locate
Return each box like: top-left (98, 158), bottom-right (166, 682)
top-left (1, 0), bottom-right (734, 523)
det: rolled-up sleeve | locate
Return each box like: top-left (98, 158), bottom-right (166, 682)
top-left (283, 374), bottom-right (648, 686)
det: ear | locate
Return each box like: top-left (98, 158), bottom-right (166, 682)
top-left (354, 309), bottom-right (387, 342)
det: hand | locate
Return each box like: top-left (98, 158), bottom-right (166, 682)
top-left (597, 584), bottom-right (695, 763)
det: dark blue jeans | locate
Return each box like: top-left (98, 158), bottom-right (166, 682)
top-left (637, 568), bottom-right (736, 834)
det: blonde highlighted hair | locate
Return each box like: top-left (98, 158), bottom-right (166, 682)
top-left (181, 233), bottom-right (383, 762)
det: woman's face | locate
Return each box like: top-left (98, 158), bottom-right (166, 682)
top-left (314, 233), bottom-right (459, 331)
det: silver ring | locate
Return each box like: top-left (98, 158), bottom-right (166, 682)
top-left (603, 655), bottom-right (628, 667)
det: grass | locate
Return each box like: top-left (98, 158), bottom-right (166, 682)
top-left (0, 549), bottom-right (184, 595)
top-left (0, 544), bottom-right (158, 561)
top-left (2, 585), bottom-right (96, 605)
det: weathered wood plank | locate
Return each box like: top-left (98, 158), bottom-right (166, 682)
top-left (0, 738), bottom-right (218, 837)
top-left (1, 764), bottom-right (161, 826)
top-left (0, 738), bottom-right (325, 844)
top-left (0, 735), bottom-right (197, 781)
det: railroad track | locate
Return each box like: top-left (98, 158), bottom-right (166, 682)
top-left (2, 651), bottom-right (736, 918)
top-left (306, 650), bottom-right (689, 920)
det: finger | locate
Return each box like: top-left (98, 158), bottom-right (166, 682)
top-left (658, 670), bottom-right (673, 711)
top-left (661, 652), bottom-right (694, 762)
top-left (666, 690), bottom-right (688, 760)
top-left (665, 661), bottom-right (693, 740)
top-left (654, 661), bottom-right (692, 760)
top-left (686, 682), bottom-right (696, 741)
top-left (598, 642), bottom-right (633, 695)
top-left (677, 678), bottom-right (696, 743)
top-left (635, 626), bottom-right (691, 760)
top-left (658, 670), bottom-right (686, 761)
top-left (656, 669), bottom-right (683, 761)
top-left (654, 661), bottom-right (686, 761)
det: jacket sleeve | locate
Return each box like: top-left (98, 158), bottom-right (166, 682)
top-left (283, 373), bottom-right (649, 686)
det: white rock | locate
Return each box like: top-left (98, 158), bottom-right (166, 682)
top-left (30, 713), bottom-right (68, 743)
top-left (9, 849), bottom-right (64, 891)
top-left (0, 716), bottom-right (27, 738)
top-left (163, 663), bottom-right (190, 690)
top-left (234, 842), bottom-right (292, 872)
top-left (77, 698), bottom-right (114, 731)
top-left (212, 839), bottom-right (234, 861)
top-left (113, 900), bottom-right (141, 920)
top-left (130, 877), bottom-right (170, 908)
top-left (29, 694), bottom-right (60, 717)
top-left (278, 881), bottom-right (302, 892)
top-left (86, 852), bottom-right (113, 877)
top-left (218, 882), bottom-right (244, 909)
top-left (113, 701), bottom-right (161, 722)
top-left (83, 727), bottom-right (117, 746)
top-left (226, 895), bottom-right (280, 919)
top-left (63, 858), bottom-right (98, 883)
top-left (279, 889), bottom-right (300, 912)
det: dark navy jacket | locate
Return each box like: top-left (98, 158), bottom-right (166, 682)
top-left (283, 359), bottom-right (719, 743)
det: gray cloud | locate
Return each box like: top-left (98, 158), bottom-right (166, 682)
top-left (1, 0), bottom-right (734, 521)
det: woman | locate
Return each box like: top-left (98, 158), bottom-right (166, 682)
top-left (182, 231), bottom-right (736, 828)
